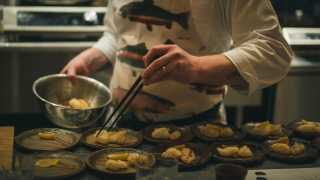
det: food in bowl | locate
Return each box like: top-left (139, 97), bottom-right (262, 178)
top-left (151, 127), bottom-right (181, 140)
top-left (217, 145), bottom-right (253, 158)
top-left (269, 137), bottom-right (305, 156)
top-left (295, 120), bottom-right (320, 134)
top-left (67, 98), bottom-right (90, 109)
top-left (32, 74), bottom-right (112, 129)
top-left (104, 152), bottom-right (149, 171)
top-left (246, 121), bottom-right (282, 136)
top-left (35, 158), bottom-right (60, 168)
top-left (38, 132), bottom-right (56, 140)
top-left (198, 123), bottom-right (234, 138)
top-left (95, 130), bottom-right (138, 145)
top-left (161, 144), bottom-right (196, 164)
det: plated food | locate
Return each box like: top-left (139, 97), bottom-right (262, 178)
top-left (161, 144), bottom-right (196, 164)
top-left (243, 121), bottom-right (287, 141)
top-left (192, 122), bottom-right (244, 142)
top-left (158, 143), bottom-right (211, 167)
top-left (263, 137), bottom-right (318, 163)
top-left (217, 145), bottom-right (253, 158)
top-left (38, 131), bottom-right (56, 140)
top-left (81, 128), bottom-right (142, 149)
top-left (292, 119), bottom-right (320, 139)
top-left (268, 137), bottom-right (305, 156)
top-left (86, 148), bottom-right (155, 174)
top-left (15, 128), bottom-right (81, 151)
top-left (151, 127), bottom-right (182, 141)
top-left (212, 143), bottom-right (264, 165)
top-left (33, 152), bottom-right (85, 179)
top-left (35, 158), bottom-right (60, 168)
top-left (143, 124), bottom-right (193, 144)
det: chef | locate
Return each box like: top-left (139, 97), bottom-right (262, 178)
top-left (61, 0), bottom-right (292, 129)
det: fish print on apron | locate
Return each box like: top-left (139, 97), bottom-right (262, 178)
top-left (109, 0), bottom-right (225, 122)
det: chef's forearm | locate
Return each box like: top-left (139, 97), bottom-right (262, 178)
top-left (84, 48), bottom-right (110, 72)
top-left (192, 54), bottom-right (248, 89)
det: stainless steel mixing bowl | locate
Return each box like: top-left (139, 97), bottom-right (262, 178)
top-left (33, 74), bottom-right (112, 129)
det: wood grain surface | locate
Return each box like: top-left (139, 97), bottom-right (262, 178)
top-left (0, 126), bottom-right (14, 170)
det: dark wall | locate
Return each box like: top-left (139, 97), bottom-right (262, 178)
top-left (271, 0), bottom-right (320, 27)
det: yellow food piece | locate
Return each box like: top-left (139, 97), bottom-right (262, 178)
top-left (127, 153), bottom-right (149, 166)
top-left (238, 145), bottom-right (253, 158)
top-left (199, 124), bottom-right (220, 138)
top-left (180, 148), bottom-right (196, 164)
top-left (151, 128), bottom-right (171, 139)
top-left (217, 146), bottom-right (240, 158)
top-left (250, 121), bottom-right (282, 136)
top-left (35, 159), bottom-right (60, 168)
top-left (161, 145), bottom-right (196, 164)
top-left (68, 98), bottom-right (90, 109)
top-left (270, 136), bottom-right (305, 156)
top-left (296, 124), bottom-right (319, 133)
top-left (162, 147), bottom-right (182, 159)
top-left (38, 132), bottom-right (56, 140)
top-left (107, 153), bottom-right (129, 161)
top-left (198, 124), bottom-right (234, 138)
top-left (105, 152), bottom-right (149, 170)
top-left (220, 127), bottom-right (234, 138)
top-left (95, 130), bottom-right (135, 145)
top-left (151, 128), bottom-right (182, 140)
top-left (271, 143), bottom-right (291, 155)
top-left (290, 142), bottom-right (305, 155)
top-left (108, 130), bottom-right (128, 144)
top-left (127, 153), bottom-right (140, 165)
top-left (105, 159), bottom-right (129, 171)
top-left (169, 130), bottom-right (182, 140)
top-left (217, 145), bottom-right (253, 158)
top-left (95, 130), bottom-right (111, 144)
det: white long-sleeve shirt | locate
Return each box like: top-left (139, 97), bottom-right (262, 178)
top-left (94, 0), bottom-right (292, 122)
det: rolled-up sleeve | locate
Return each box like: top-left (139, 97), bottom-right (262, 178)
top-left (223, 0), bottom-right (293, 94)
top-left (93, 0), bottom-right (118, 61)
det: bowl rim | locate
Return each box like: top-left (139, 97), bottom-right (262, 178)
top-left (32, 74), bottom-right (112, 110)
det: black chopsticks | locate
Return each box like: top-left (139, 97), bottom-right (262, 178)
top-left (95, 75), bottom-right (144, 137)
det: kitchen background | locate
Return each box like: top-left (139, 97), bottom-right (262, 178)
top-left (1, 0), bottom-right (320, 126)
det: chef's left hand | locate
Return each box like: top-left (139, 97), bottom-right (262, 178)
top-left (142, 44), bottom-right (200, 85)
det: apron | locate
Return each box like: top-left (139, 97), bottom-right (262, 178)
top-left (108, 0), bottom-right (227, 123)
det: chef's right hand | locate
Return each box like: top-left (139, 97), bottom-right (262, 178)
top-left (61, 48), bottom-right (108, 76)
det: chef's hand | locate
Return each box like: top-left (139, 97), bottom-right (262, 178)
top-left (142, 44), bottom-right (245, 88)
top-left (142, 44), bottom-right (200, 85)
top-left (61, 48), bottom-right (108, 76)
top-left (113, 87), bottom-right (174, 113)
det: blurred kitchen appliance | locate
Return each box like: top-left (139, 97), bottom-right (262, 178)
top-left (1, 6), bottom-right (106, 45)
top-left (271, 0), bottom-right (320, 123)
top-left (5, 0), bottom-right (107, 6)
top-left (0, 6), bottom-right (109, 114)
top-left (283, 28), bottom-right (320, 46)
top-left (272, 0), bottom-right (320, 28)
top-left (283, 27), bottom-right (320, 59)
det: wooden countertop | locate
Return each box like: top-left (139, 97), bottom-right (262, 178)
top-left (0, 127), bottom-right (14, 170)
